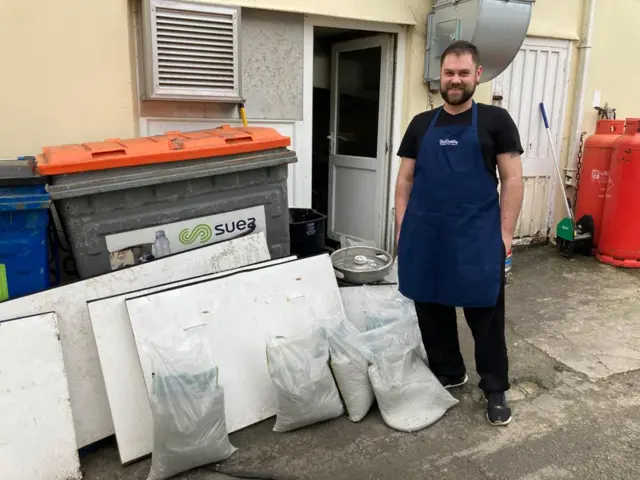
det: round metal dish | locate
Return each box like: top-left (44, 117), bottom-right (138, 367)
top-left (330, 246), bottom-right (394, 285)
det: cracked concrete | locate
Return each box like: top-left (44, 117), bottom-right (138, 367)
top-left (508, 248), bottom-right (640, 379)
top-left (80, 246), bottom-right (640, 480)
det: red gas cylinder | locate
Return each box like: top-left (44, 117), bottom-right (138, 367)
top-left (575, 119), bottom-right (625, 247)
top-left (597, 118), bottom-right (640, 267)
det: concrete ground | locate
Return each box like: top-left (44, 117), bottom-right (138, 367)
top-left (81, 246), bottom-right (640, 480)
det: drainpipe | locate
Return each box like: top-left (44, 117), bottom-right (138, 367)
top-left (566, 0), bottom-right (597, 189)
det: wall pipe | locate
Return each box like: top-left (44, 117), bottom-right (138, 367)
top-left (565, 0), bottom-right (597, 186)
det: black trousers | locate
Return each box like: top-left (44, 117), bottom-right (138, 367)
top-left (414, 277), bottom-right (510, 393)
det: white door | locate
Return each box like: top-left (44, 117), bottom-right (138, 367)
top-left (492, 37), bottom-right (571, 244)
top-left (328, 34), bottom-right (393, 247)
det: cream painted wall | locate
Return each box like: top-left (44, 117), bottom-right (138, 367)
top-left (583, 0), bottom-right (640, 133)
top-left (0, 0), bottom-right (137, 157)
top-left (528, 0), bottom-right (582, 41)
top-left (0, 1), bottom-right (415, 157)
top-left (189, 0), bottom-right (419, 25)
top-left (0, 0), bottom-right (420, 158)
top-left (138, 0), bottom-right (588, 143)
top-left (1, 0), bottom-right (633, 183)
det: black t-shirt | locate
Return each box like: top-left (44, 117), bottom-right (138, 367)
top-left (397, 103), bottom-right (524, 183)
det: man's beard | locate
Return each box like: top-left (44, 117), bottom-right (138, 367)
top-left (440, 83), bottom-right (476, 105)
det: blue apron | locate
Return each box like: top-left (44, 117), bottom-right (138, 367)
top-left (398, 102), bottom-right (503, 307)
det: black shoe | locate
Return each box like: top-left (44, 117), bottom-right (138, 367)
top-left (483, 391), bottom-right (512, 426)
top-left (438, 374), bottom-right (468, 389)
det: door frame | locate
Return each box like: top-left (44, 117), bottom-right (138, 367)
top-left (302, 14), bottom-right (407, 251)
top-left (491, 36), bottom-right (573, 244)
top-left (326, 34), bottom-right (394, 246)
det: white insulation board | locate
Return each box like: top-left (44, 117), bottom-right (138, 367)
top-left (125, 254), bottom-right (347, 457)
top-left (89, 256), bottom-right (296, 464)
top-left (0, 233), bottom-right (271, 448)
top-left (0, 313), bottom-right (82, 480)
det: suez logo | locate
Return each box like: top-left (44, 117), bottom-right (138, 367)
top-left (178, 217), bottom-right (257, 245)
top-left (439, 139), bottom-right (459, 146)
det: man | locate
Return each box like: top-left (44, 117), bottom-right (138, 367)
top-left (395, 40), bottom-right (524, 426)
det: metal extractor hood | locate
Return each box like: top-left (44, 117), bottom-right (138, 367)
top-left (424, 0), bottom-right (535, 88)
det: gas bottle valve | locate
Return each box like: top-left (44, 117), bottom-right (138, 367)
top-left (595, 102), bottom-right (616, 120)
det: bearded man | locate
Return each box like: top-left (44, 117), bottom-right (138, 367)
top-left (395, 40), bottom-right (524, 426)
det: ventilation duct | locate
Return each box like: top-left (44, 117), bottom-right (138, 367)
top-left (424, 0), bottom-right (535, 89)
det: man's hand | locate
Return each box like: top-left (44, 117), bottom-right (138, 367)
top-left (502, 233), bottom-right (512, 255)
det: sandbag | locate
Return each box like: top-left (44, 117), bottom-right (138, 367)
top-left (369, 350), bottom-right (458, 432)
top-left (342, 286), bottom-right (415, 331)
top-left (327, 321), bottom-right (375, 422)
top-left (266, 328), bottom-right (344, 432)
top-left (142, 327), bottom-right (236, 480)
top-left (350, 319), bottom-right (458, 433)
top-left (341, 286), bottom-right (428, 362)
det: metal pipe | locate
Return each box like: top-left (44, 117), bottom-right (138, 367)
top-left (566, 0), bottom-right (597, 180)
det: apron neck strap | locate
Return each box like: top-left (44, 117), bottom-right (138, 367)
top-left (471, 101), bottom-right (478, 127)
top-left (429, 107), bottom-right (443, 128)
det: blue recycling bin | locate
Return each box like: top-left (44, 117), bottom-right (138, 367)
top-left (0, 159), bottom-right (51, 301)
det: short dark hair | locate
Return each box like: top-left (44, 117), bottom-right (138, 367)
top-left (440, 40), bottom-right (480, 67)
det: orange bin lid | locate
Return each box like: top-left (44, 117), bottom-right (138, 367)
top-left (36, 125), bottom-right (292, 175)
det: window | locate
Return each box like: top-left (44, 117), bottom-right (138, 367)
top-left (141, 0), bottom-right (241, 101)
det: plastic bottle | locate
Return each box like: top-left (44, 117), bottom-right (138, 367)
top-left (152, 230), bottom-right (171, 258)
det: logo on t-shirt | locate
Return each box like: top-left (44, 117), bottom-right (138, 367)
top-left (439, 139), bottom-right (459, 146)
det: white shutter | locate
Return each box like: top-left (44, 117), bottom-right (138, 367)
top-left (142, 0), bottom-right (241, 101)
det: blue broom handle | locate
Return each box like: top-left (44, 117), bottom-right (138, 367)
top-left (540, 102), bottom-right (550, 129)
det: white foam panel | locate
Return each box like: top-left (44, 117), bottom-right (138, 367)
top-left (0, 233), bottom-right (271, 447)
top-left (125, 254), bottom-right (347, 458)
top-left (89, 256), bottom-right (296, 464)
top-left (0, 313), bottom-right (82, 480)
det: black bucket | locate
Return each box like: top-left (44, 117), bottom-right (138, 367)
top-left (289, 208), bottom-right (327, 258)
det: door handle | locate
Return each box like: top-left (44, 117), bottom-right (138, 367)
top-left (328, 134), bottom-right (348, 142)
